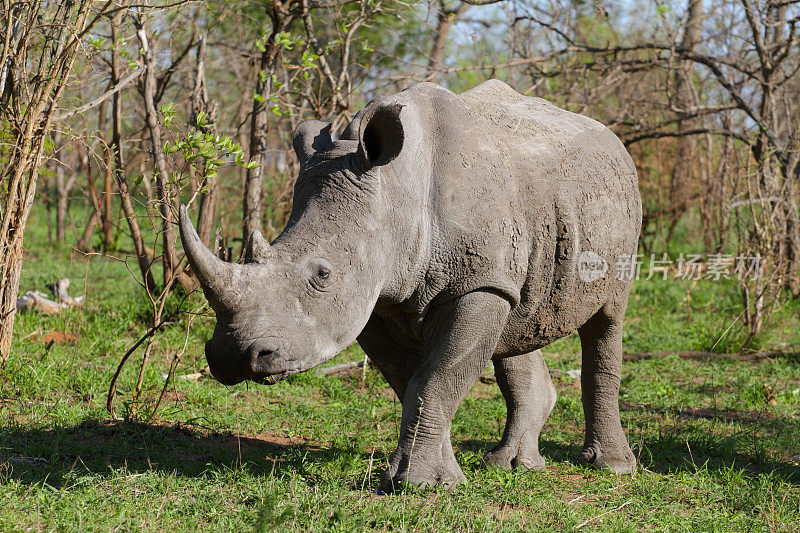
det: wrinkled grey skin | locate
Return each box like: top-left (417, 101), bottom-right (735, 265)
top-left (179, 80), bottom-right (642, 493)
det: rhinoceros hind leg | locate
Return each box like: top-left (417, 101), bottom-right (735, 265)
top-left (483, 349), bottom-right (556, 471)
top-left (576, 301), bottom-right (636, 474)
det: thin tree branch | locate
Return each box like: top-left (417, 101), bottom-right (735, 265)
top-left (55, 67), bottom-right (140, 121)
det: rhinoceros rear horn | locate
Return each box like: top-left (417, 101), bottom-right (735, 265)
top-left (293, 120), bottom-right (332, 164)
top-left (244, 229), bottom-right (271, 264)
top-left (357, 102), bottom-right (404, 169)
top-left (179, 204), bottom-right (239, 310)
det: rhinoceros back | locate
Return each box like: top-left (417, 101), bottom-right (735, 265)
top-left (458, 80), bottom-right (642, 354)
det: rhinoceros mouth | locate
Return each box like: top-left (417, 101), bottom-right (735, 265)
top-left (254, 369), bottom-right (296, 385)
top-left (209, 366), bottom-right (300, 386)
top-left (250, 354), bottom-right (319, 385)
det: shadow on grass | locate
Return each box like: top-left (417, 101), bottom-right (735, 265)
top-left (460, 429), bottom-right (800, 485)
top-left (629, 432), bottom-right (799, 482)
top-left (4, 416), bottom-right (797, 490)
top-left (0, 419), bottom-right (368, 488)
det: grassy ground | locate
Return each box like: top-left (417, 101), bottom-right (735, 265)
top-left (1, 203), bottom-right (799, 531)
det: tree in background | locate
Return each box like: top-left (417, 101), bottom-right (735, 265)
top-left (5, 0), bottom-right (800, 360)
top-left (0, 0), bottom-right (108, 364)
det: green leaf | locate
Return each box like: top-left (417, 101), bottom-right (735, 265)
top-left (275, 31), bottom-right (296, 51)
top-left (301, 49), bottom-right (319, 68)
top-left (160, 102), bottom-right (176, 126)
top-left (255, 33), bottom-right (268, 52)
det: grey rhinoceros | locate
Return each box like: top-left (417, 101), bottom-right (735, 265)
top-left (179, 79), bottom-right (642, 492)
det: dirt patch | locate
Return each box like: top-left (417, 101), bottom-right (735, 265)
top-left (38, 418), bottom-right (316, 465)
top-left (620, 402), bottom-right (777, 425)
top-left (40, 331), bottom-right (79, 344)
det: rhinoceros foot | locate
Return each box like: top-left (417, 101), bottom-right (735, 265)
top-left (377, 464), bottom-right (466, 494)
top-left (577, 443), bottom-right (636, 474)
top-left (483, 442), bottom-right (546, 471)
top-left (378, 438), bottom-right (466, 494)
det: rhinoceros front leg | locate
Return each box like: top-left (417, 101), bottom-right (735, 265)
top-left (483, 349), bottom-right (556, 471)
top-left (378, 290), bottom-right (511, 493)
top-left (358, 316), bottom-right (462, 490)
top-left (577, 301), bottom-right (636, 474)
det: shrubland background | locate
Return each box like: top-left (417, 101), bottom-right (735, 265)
top-left (1, 0), bottom-right (799, 530)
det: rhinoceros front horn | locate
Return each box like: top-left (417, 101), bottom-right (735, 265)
top-left (179, 204), bottom-right (240, 310)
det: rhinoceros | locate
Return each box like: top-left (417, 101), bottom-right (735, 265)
top-left (179, 79), bottom-right (642, 492)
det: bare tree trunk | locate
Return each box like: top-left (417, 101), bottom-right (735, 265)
top-left (133, 13), bottom-right (194, 291)
top-left (0, 146), bottom-right (40, 363)
top-left (196, 173), bottom-right (218, 246)
top-left (0, 0), bottom-right (93, 364)
top-left (42, 172), bottom-right (53, 242)
top-left (102, 145), bottom-right (115, 247)
top-left (426, 1), bottom-right (469, 81)
top-left (769, 3), bottom-right (800, 296)
top-left (667, 0), bottom-right (704, 238)
top-left (192, 30), bottom-right (219, 246)
top-left (95, 102), bottom-right (115, 250)
top-left (244, 1), bottom-right (295, 241)
top-left (76, 145), bottom-right (101, 251)
top-left (236, 73), bottom-right (251, 229)
top-left (55, 166), bottom-right (69, 242)
top-left (112, 10), bottom-right (157, 294)
top-left (52, 131), bottom-right (76, 242)
top-left (244, 71), bottom-right (269, 240)
top-left (701, 132), bottom-right (731, 251)
top-left (783, 187), bottom-right (800, 296)
top-left (77, 202), bottom-right (101, 251)
top-left (750, 1), bottom-right (800, 297)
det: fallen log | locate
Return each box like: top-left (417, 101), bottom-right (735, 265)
top-left (16, 278), bottom-right (85, 314)
top-left (314, 350), bottom-right (793, 383)
top-left (316, 356), bottom-right (371, 383)
top-left (315, 360), bottom-right (364, 376)
top-left (479, 351), bottom-right (791, 384)
top-left (48, 278), bottom-right (84, 306)
top-left (621, 350), bottom-right (789, 362)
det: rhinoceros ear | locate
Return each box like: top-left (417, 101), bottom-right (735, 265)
top-left (293, 120), bottom-right (332, 164)
top-left (357, 102), bottom-right (404, 169)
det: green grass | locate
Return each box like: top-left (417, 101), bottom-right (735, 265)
top-left (1, 202), bottom-right (799, 531)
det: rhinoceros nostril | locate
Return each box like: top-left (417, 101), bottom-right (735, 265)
top-left (249, 346), bottom-right (287, 377)
top-left (256, 349), bottom-right (274, 360)
top-left (251, 348), bottom-right (276, 374)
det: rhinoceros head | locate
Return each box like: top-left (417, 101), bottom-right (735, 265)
top-left (180, 100), bottom-right (405, 385)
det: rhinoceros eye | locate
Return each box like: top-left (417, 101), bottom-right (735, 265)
top-left (309, 258), bottom-right (333, 291)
